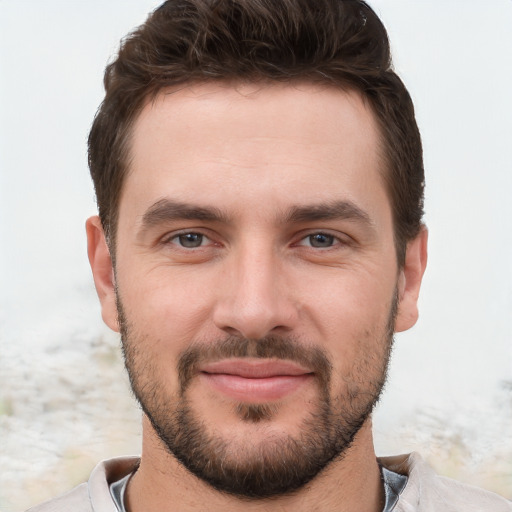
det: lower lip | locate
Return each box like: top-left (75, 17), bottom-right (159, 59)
top-left (200, 373), bottom-right (312, 402)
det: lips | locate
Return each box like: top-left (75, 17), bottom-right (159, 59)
top-left (199, 358), bottom-right (313, 402)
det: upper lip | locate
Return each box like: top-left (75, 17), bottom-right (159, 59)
top-left (199, 359), bottom-right (313, 379)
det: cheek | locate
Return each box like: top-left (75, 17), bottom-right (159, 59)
top-left (302, 268), bottom-right (396, 328)
top-left (307, 279), bottom-right (396, 369)
top-left (118, 264), bottom-right (216, 348)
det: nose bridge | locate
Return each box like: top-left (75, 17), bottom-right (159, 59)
top-left (213, 236), bottom-right (297, 338)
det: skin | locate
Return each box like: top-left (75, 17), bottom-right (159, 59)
top-left (87, 82), bottom-right (427, 511)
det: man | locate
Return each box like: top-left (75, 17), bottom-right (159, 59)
top-left (28, 0), bottom-right (511, 511)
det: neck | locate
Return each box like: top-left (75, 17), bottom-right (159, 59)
top-left (126, 416), bottom-right (384, 512)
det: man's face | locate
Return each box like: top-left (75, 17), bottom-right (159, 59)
top-left (89, 82), bottom-right (424, 498)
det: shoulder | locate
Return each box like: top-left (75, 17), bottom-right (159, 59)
top-left (26, 483), bottom-right (91, 512)
top-left (379, 452), bottom-right (512, 512)
top-left (25, 456), bottom-right (140, 512)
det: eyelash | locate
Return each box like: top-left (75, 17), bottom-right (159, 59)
top-left (163, 231), bottom-right (212, 249)
top-left (162, 230), bottom-right (348, 251)
top-left (296, 232), bottom-right (343, 249)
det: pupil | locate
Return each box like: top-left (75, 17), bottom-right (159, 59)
top-left (310, 233), bottom-right (333, 248)
top-left (179, 233), bottom-right (202, 248)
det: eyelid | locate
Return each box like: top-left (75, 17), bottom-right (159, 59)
top-left (294, 229), bottom-right (353, 248)
top-left (161, 229), bottom-right (214, 247)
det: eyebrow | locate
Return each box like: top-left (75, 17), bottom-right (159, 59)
top-left (284, 200), bottom-right (373, 227)
top-left (140, 199), bottom-right (230, 229)
top-left (138, 197), bottom-right (374, 233)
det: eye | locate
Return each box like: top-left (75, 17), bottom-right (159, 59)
top-left (301, 232), bottom-right (337, 248)
top-left (171, 232), bottom-right (208, 248)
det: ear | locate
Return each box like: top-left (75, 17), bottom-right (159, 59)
top-left (86, 216), bottom-right (119, 332)
top-left (395, 227), bottom-right (428, 333)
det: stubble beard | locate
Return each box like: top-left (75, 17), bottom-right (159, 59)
top-left (117, 294), bottom-right (397, 499)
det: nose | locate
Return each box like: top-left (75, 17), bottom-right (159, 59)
top-left (212, 243), bottom-right (299, 339)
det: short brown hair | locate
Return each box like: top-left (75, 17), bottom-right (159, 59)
top-left (88, 0), bottom-right (424, 265)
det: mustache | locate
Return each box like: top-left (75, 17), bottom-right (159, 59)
top-left (177, 335), bottom-right (332, 394)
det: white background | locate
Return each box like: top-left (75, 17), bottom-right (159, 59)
top-left (1, 1), bottom-right (511, 509)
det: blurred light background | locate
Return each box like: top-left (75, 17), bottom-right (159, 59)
top-left (1, 1), bottom-right (511, 510)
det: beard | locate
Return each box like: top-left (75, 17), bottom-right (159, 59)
top-left (117, 293), bottom-right (397, 499)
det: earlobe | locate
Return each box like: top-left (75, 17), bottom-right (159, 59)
top-left (395, 227), bottom-right (428, 333)
top-left (86, 216), bottom-right (120, 332)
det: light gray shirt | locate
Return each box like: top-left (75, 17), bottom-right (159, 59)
top-left (27, 453), bottom-right (512, 511)
top-left (110, 466), bottom-right (407, 512)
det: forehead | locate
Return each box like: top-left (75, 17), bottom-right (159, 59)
top-left (133, 82), bottom-right (381, 156)
top-left (121, 82), bottom-right (389, 223)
